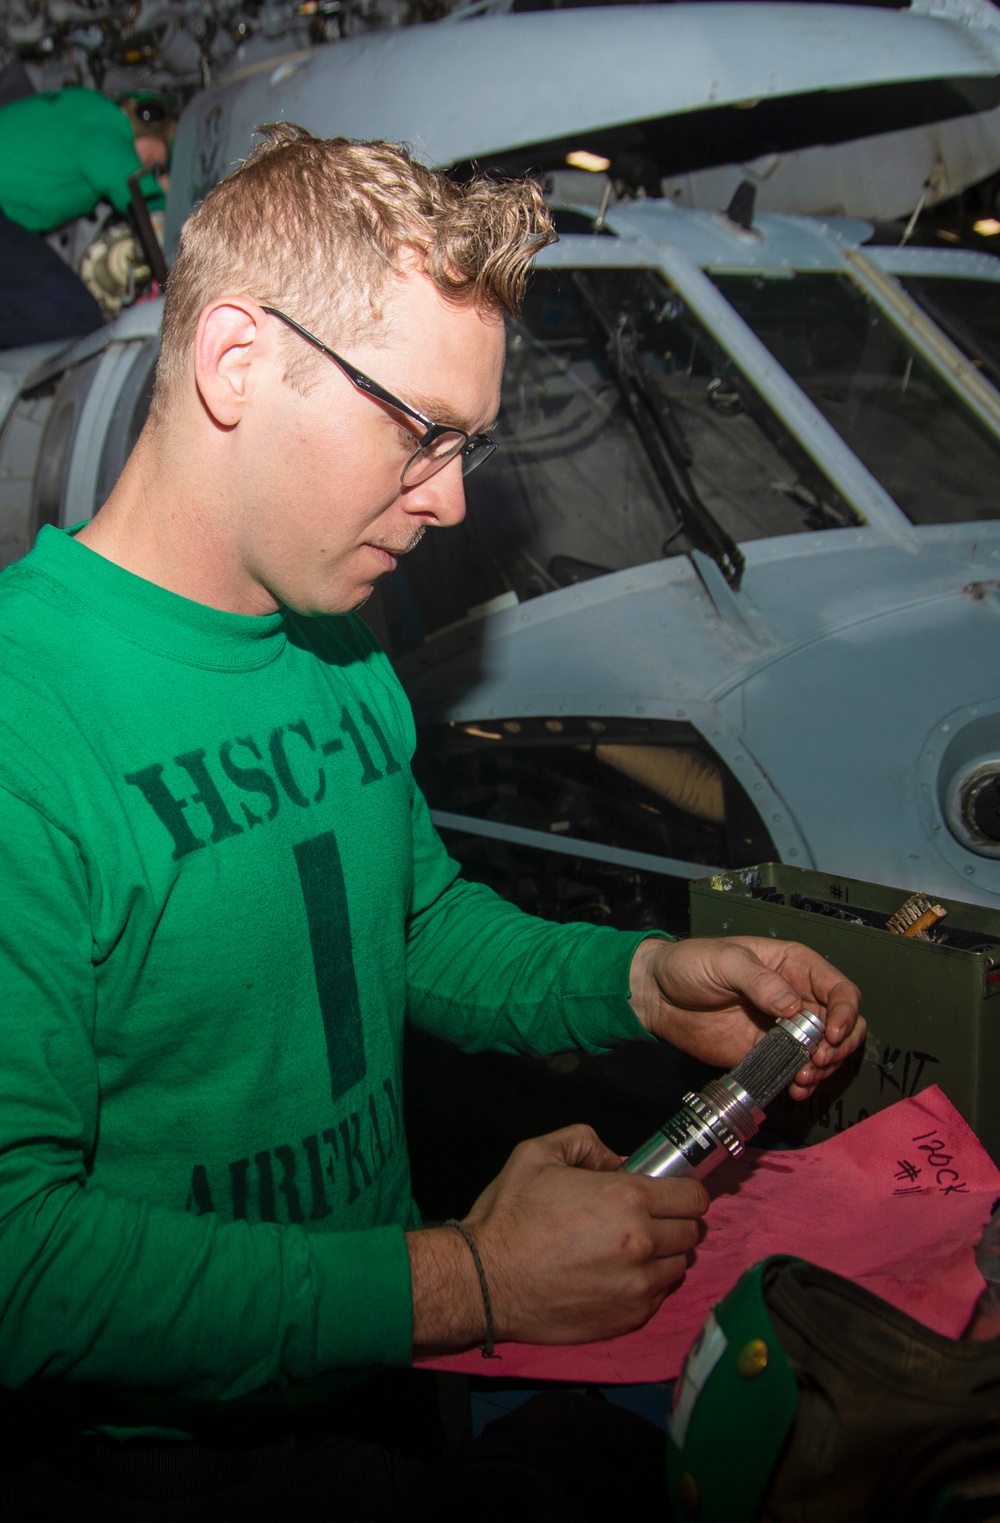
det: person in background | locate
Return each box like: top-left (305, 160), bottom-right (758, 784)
top-left (0, 86), bottom-right (176, 348)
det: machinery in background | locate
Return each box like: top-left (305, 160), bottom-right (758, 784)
top-left (0, 0), bottom-right (405, 99)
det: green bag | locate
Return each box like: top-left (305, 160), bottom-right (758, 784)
top-left (667, 1257), bottom-right (1000, 1523)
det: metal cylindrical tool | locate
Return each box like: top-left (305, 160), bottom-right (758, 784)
top-left (622, 1008), bottom-right (826, 1180)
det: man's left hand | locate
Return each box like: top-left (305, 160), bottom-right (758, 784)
top-left (629, 936), bottom-right (864, 1101)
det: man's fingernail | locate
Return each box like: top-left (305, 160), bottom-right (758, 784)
top-left (774, 992), bottom-right (798, 1012)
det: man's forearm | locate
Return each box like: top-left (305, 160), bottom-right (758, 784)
top-left (407, 875), bottom-right (659, 1058)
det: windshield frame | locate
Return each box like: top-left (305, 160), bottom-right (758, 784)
top-left (536, 221), bottom-right (1000, 546)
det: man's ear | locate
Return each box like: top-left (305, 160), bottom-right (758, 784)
top-left (193, 299), bottom-right (269, 428)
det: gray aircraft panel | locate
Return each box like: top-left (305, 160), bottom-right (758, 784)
top-left (167, 0), bottom-right (1000, 243)
top-left (400, 535), bottom-right (1000, 721)
top-left (596, 205), bottom-right (880, 271)
top-left (733, 578), bottom-right (1000, 898)
top-left (871, 245), bottom-right (1000, 279)
top-left (399, 527), bottom-right (1000, 901)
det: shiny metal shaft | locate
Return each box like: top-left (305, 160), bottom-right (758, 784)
top-left (622, 1009), bottom-right (825, 1180)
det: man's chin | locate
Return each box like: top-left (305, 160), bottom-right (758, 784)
top-left (286, 550), bottom-right (405, 618)
top-left (291, 579), bottom-right (379, 619)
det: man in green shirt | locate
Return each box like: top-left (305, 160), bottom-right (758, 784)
top-left (0, 87), bottom-right (172, 347)
top-left (0, 124), bottom-right (863, 1517)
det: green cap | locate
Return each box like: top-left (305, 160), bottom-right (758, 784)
top-left (667, 1257), bottom-right (801, 1522)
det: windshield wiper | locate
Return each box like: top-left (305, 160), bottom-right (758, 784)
top-left (572, 273), bottom-right (745, 590)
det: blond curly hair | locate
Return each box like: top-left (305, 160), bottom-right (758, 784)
top-left (153, 123), bottom-right (555, 411)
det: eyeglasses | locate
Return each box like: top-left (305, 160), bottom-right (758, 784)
top-left (260, 305), bottom-right (498, 487)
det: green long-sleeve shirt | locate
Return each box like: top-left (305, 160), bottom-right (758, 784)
top-left (0, 526), bottom-right (654, 1438)
top-left (0, 88), bottom-right (163, 232)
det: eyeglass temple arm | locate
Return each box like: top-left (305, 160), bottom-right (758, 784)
top-left (259, 305), bottom-right (437, 431)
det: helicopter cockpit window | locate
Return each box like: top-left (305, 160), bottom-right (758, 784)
top-left (390, 268), bottom-right (857, 646)
top-left (897, 275), bottom-right (1000, 394)
top-left (714, 270), bottom-right (1000, 526)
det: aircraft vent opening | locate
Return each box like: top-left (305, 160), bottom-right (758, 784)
top-left (946, 759), bottom-right (1000, 858)
top-left (414, 716), bottom-right (777, 932)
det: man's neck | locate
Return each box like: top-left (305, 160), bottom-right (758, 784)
top-left (76, 418), bottom-right (279, 616)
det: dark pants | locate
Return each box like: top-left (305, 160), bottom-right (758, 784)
top-left (0, 1376), bottom-right (668, 1522)
top-left (0, 208), bottom-right (103, 350)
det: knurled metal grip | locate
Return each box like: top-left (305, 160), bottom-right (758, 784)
top-left (684, 1090), bottom-right (745, 1158)
top-left (622, 1009), bottom-right (825, 1180)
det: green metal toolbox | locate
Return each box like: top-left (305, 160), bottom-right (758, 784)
top-left (688, 863), bottom-right (1000, 1163)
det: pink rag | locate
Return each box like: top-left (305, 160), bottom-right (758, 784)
top-left (420, 1086), bottom-right (1000, 1384)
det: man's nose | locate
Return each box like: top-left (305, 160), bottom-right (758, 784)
top-left (406, 457), bottom-right (467, 528)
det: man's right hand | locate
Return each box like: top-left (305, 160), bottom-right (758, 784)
top-left (407, 1124), bottom-right (707, 1357)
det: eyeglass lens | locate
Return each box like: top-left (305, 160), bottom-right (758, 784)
top-left (401, 433), bottom-right (496, 486)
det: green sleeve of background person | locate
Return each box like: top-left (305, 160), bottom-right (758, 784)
top-left (0, 526), bottom-right (655, 1439)
top-left (0, 87), bottom-right (163, 232)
